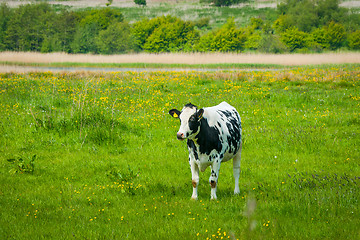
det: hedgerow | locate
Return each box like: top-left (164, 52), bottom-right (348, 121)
top-left (0, 0), bottom-right (359, 54)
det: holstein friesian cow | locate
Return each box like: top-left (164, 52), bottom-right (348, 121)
top-left (169, 102), bottom-right (242, 200)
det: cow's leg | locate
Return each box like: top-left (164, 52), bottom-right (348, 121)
top-left (190, 160), bottom-right (199, 200)
top-left (209, 160), bottom-right (221, 200)
top-left (233, 143), bottom-right (242, 195)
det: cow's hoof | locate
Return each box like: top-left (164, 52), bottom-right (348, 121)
top-left (191, 196), bottom-right (198, 201)
top-left (234, 189), bottom-right (240, 195)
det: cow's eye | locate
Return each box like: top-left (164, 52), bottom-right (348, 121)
top-left (189, 116), bottom-right (196, 122)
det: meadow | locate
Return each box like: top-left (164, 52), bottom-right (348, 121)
top-left (0, 66), bottom-right (359, 239)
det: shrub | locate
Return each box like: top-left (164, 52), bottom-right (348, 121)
top-left (244, 32), bottom-right (262, 50)
top-left (243, 18), bottom-right (264, 50)
top-left (193, 17), bottom-right (210, 29)
top-left (132, 16), bottom-right (199, 53)
top-left (212, 0), bottom-right (247, 7)
top-left (348, 30), bottom-right (360, 50)
top-left (324, 21), bottom-right (345, 50)
top-left (97, 21), bottom-right (135, 54)
top-left (258, 33), bottom-right (288, 53)
top-left (273, 15), bottom-right (292, 33)
top-left (134, 0), bottom-right (146, 6)
top-left (307, 27), bottom-right (330, 50)
top-left (195, 18), bottom-right (246, 52)
top-left (280, 27), bottom-right (307, 51)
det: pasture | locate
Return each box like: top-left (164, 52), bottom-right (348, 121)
top-left (0, 66), bottom-right (359, 239)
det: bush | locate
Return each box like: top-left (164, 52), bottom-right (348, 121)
top-left (307, 27), bottom-right (330, 50)
top-left (134, 0), bottom-right (146, 6)
top-left (348, 30), bottom-right (360, 50)
top-left (132, 16), bottom-right (199, 53)
top-left (244, 32), bottom-right (262, 50)
top-left (273, 15), bottom-right (292, 33)
top-left (97, 22), bottom-right (135, 54)
top-left (195, 18), bottom-right (246, 52)
top-left (193, 17), bottom-right (210, 29)
top-left (243, 18), bottom-right (264, 50)
top-left (280, 27), bottom-right (307, 52)
top-left (324, 21), bottom-right (345, 50)
top-left (212, 0), bottom-right (247, 7)
top-left (258, 33), bottom-right (288, 53)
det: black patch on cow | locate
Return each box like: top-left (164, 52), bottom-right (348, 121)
top-left (188, 108), bottom-right (204, 136)
top-left (185, 103), bottom-right (197, 109)
top-left (187, 140), bottom-right (199, 161)
top-left (194, 118), bottom-right (222, 155)
top-left (188, 114), bottom-right (199, 132)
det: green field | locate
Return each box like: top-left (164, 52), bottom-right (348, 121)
top-left (0, 66), bottom-right (359, 239)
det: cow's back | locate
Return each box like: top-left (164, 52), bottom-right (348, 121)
top-left (202, 102), bottom-right (242, 161)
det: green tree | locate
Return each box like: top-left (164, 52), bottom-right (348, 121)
top-left (277, 0), bottom-right (347, 32)
top-left (71, 23), bottom-right (99, 53)
top-left (71, 8), bottom-right (124, 53)
top-left (0, 3), bottom-right (12, 50)
top-left (4, 3), bottom-right (55, 51)
top-left (41, 10), bottom-right (78, 53)
top-left (97, 22), bottom-right (135, 54)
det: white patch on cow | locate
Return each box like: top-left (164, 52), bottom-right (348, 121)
top-left (203, 101), bottom-right (234, 127)
top-left (178, 106), bottom-right (196, 138)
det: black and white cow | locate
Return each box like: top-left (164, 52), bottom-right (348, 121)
top-left (169, 102), bottom-right (242, 200)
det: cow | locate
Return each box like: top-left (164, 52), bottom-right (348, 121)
top-left (169, 102), bottom-right (242, 200)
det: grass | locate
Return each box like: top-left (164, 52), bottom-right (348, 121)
top-left (0, 66), bottom-right (359, 239)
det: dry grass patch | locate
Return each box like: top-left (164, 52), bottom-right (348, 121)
top-left (1, 52), bottom-right (360, 67)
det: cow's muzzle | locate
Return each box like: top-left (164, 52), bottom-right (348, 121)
top-left (177, 132), bottom-right (185, 140)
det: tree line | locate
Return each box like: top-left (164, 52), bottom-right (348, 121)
top-left (0, 0), bottom-right (359, 54)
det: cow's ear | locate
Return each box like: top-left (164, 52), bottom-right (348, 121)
top-left (197, 109), bottom-right (204, 121)
top-left (169, 109), bottom-right (181, 118)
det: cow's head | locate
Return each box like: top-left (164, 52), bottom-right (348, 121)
top-left (169, 103), bottom-right (204, 141)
